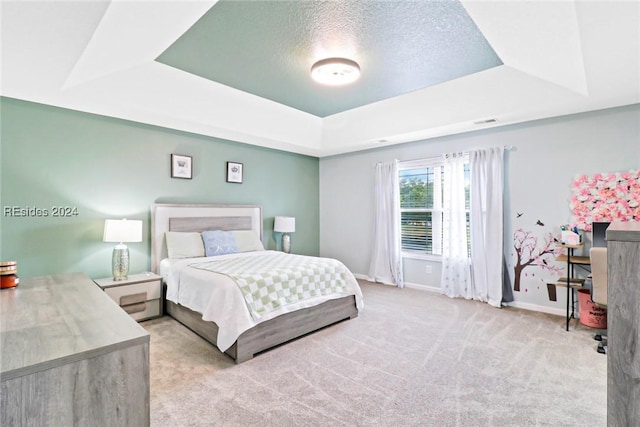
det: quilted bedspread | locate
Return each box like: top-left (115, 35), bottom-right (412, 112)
top-left (191, 252), bottom-right (349, 320)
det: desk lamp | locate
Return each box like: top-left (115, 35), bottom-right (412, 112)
top-left (103, 219), bottom-right (142, 280)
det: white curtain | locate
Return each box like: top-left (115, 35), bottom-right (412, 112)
top-left (440, 152), bottom-right (472, 298)
top-left (369, 160), bottom-right (404, 287)
top-left (470, 147), bottom-right (505, 307)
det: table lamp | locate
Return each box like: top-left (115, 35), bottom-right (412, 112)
top-left (274, 216), bottom-right (295, 254)
top-left (103, 218), bottom-right (142, 280)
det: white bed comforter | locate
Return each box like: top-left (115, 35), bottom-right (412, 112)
top-left (161, 250), bottom-right (363, 352)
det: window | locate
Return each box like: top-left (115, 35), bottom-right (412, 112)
top-left (399, 159), bottom-right (470, 256)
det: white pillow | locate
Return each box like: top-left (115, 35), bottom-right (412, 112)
top-left (165, 232), bottom-right (205, 259)
top-left (232, 230), bottom-right (265, 252)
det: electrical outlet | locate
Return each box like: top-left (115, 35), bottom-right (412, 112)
top-left (425, 265), bottom-right (432, 274)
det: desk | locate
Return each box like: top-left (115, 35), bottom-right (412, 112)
top-left (550, 243), bottom-right (590, 331)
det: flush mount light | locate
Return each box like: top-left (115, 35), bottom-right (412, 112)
top-left (311, 58), bottom-right (361, 86)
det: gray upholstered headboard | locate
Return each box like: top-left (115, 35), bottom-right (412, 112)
top-left (150, 204), bottom-right (263, 273)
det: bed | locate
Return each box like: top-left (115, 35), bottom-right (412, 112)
top-left (151, 203), bottom-right (363, 363)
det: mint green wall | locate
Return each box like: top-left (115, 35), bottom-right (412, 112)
top-left (0, 97), bottom-right (319, 279)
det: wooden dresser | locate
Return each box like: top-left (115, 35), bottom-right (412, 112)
top-left (606, 221), bottom-right (640, 426)
top-left (0, 273), bottom-right (150, 426)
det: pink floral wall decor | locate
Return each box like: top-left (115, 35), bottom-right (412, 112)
top-left (570, 169), bottom-right (640, 231)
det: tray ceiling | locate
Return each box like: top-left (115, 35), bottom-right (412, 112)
top-left (156, 0), bottom-right (503, 117)
top-left (1, 1), bottom-right (638, 157)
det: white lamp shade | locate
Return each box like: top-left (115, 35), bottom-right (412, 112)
top-left (103, 219), bottom-right (143, 243)
top-left (274, 216), bottom-right (295, 233)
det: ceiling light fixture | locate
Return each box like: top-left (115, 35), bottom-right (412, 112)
top-left (311, 58), bottom-right (361, 86)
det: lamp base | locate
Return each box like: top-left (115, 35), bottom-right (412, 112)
top-left (112, 244), bottom-right (130, 281)
top-left (282, 233), bottom-right (291, 254)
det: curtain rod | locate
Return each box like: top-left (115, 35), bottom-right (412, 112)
top-left (374, 146), bottom-right (513, 166)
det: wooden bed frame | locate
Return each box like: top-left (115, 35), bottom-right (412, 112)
top-left (151, 203), bottom-right (358, 363)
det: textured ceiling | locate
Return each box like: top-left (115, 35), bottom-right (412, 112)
top-left (1, 1), bottom-right (638, 157)
top-left (157, 0), bottom-right (502, 117)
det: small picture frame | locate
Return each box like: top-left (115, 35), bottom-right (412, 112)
top-left (171, 154), bottom-right (192, 179)
top-left (226, 161), bottom-right (243, 183)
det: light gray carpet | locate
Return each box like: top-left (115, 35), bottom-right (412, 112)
top-left (144, 281), bottom-right (606, 426)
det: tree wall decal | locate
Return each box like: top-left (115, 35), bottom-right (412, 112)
top-left (513, 228), bottom-right (562, 292)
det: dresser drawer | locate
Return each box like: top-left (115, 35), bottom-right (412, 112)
top-left (104, 279), bottom-right (161, 306)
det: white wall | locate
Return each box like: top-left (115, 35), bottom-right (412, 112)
top-left (319, 104), bottom-right (640, 313)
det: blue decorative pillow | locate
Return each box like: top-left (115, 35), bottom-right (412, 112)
top-left (201, 230), bottom-right (238, 257)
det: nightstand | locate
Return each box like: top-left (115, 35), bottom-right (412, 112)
top-left (94, 272), bottom-right (162, 322)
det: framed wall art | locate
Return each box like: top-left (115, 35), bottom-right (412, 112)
top-left (226, 161), bottom-right (243, 184)
top-left (171, 154), bottom-right (192, 179)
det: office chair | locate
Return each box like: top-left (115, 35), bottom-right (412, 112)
top-left (589, 247), bottom-right (608, 354)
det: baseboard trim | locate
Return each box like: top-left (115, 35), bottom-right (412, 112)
top-left (353, 274), bottom-right (566, 316)
top-left (353, 274), bottom-right (441, 294)
top-left (503, 301), bottom-right (565, 317)
top-left (403, 282), bottom-right (441, 294)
